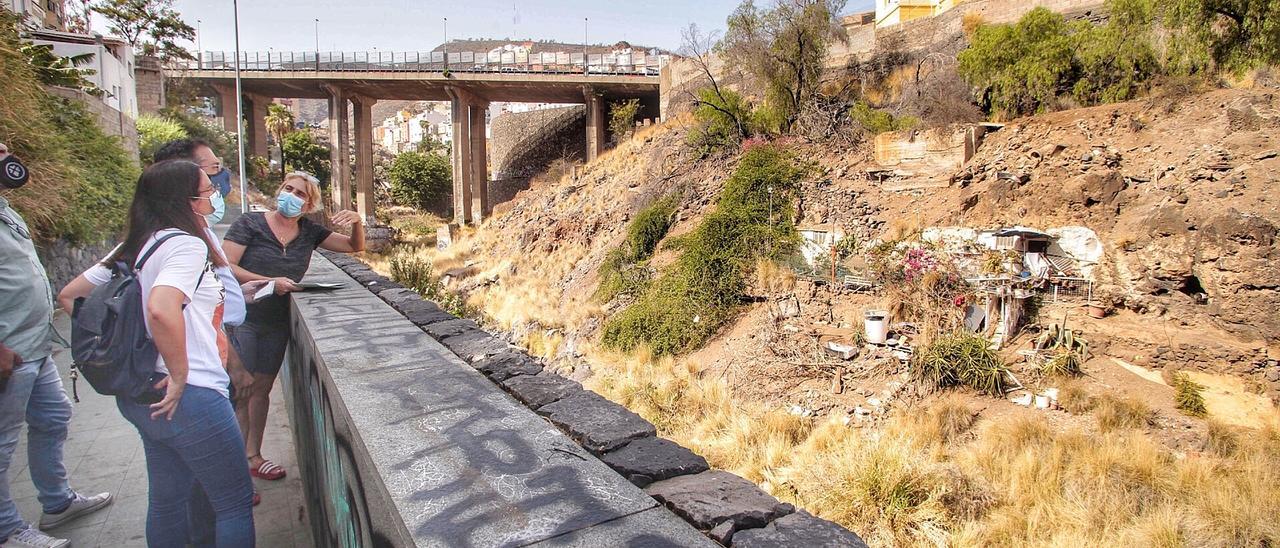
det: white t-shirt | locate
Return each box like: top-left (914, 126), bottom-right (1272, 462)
top-left (85, 229), bottom-right (229, 396)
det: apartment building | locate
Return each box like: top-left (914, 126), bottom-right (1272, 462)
top-left (874, 0), bottom-right (961, 27)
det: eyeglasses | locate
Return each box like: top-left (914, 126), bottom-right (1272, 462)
top-left (193, 186), bottom-right (216, 198)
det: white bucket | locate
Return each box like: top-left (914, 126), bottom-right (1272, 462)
top-left (864, 310), bottom-right (889, 345)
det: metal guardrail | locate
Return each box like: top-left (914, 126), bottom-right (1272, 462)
top-left (169, 51), bottom-right (665, 76)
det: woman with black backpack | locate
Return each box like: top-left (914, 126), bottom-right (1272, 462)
top-left (57, 160), bottom-right (255, 547)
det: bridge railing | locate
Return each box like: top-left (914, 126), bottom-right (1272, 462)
top-left (170, 50), bottom-right (666, 76)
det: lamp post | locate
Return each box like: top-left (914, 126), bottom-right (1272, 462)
top-left (583, 17), bottom-right (588, 74)
top-left (442, 17), bottom-right (448, 72)
top-left (314, 18), bottom-right (319, 69)
top-left (233, 0), bottom-right (247, 213)
top-left (195, 19), bottom-right (201, 68)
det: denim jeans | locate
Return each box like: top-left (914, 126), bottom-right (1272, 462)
top-left (117, 385), bottom-right (255, 547)
top-left (0, 356), bottom-right (75, 541)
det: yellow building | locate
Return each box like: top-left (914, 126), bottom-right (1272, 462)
top-left (874, 0), bottom-right (960, 28)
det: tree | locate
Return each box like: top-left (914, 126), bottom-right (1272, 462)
top-left (608, 99), bottom-right (642, 143)
top-left (282, 131), bottom-right (331, 188)
top-left (19, 43), bottom-right (102, 96)
top-left (388, 151), bottom-right (451, 210)
top-left (680, 24), bottom-right (753, 144)
top-left (264, 103), bottom-right (295, 181)
top-left (718, 0), bottom-right (848, 133)
top-left (1164, 0), bottom-right (1280, 73)
top-left (92, 0), bottom-right (195, 61)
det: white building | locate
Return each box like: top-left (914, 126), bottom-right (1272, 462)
top-left (29, 29), bottom-right (138, 118)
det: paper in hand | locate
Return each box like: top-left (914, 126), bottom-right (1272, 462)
top-left (253, 280), bottom-right (276, 301)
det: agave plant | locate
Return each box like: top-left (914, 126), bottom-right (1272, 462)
top-left (1034, 316), bottom-right (1089, 377)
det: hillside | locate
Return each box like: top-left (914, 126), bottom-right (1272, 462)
top-left (369, 84), bottom-right (1280, 545)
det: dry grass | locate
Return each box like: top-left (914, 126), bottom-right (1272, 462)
top-left (754, 258), bottom-right (797, 294)
top-left (1057, 380), bottom-right (1095, 414)
top-left (1094, 393), bottom-right (1155, 433)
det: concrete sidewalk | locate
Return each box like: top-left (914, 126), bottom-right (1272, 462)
top-left (7, 313), bottom-right (313, 547)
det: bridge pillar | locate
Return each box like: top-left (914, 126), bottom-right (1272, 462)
top-left (447, 90), bottom-right (473, 225)
top-left (468, 103), bottom-right (490, 223)
top-left (352, 94), bottom-right (377, 223)
top-left (212, 84), bottom-right (237, 133)
top-left (246, 94), bottom-right (271, 161)
top-left (324, 85), bottom-right (353, 212)
top-left (583, 87), bottom-right (605, 162)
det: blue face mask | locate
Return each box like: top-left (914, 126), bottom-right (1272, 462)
top-left (205, 189), bottom-right (226, 225)
top-left (277, 191), bottom-right (305, 218)
top-left (209, 168), bottom-right (232, 196)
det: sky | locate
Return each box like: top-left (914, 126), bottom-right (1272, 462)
top-left (96, 0), bottom-right (875, 55)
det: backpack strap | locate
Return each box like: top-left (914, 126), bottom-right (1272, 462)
top-left (135, 232), bottom-right (189, 271)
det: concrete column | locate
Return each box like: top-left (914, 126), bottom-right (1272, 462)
top-left (468, 103), bottom-right (489, 223)
top-left (247, 94), bottom-right (270, 160)
top-left (324, 85), bottom-right (352, 212)
top-left (447, 87), bottom-right (473, 225)
top-left (352, 95), bottom-right (377, 223)
top-left (212, 84), bottom-right (237, 133)
top-left (583, 87), bottom-right (605, 162)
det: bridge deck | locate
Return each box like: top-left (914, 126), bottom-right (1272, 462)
top-left (170, 69), bottom-right (659, 102)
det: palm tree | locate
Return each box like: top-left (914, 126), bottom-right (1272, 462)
top-left (264, 103), bottom-right (295, 181)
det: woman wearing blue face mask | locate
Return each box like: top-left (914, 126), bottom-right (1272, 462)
top-left (221, 172), bottom-right (364, 483)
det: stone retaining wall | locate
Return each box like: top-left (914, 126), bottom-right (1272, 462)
top-left (36, 239), bottom-right (115, 293)
top-left (313, 249), bottom-right (869, 547)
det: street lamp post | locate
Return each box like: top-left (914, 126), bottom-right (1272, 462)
top-left (314, 18), bottom-right (319, 69)
top-left (195, 19), bottom-right (201, 68)
top-left (583, 18), bottom-right (588, 74)
top-left (233, 0), bottom-right (248, 213)
top-left (442, 17), bottom-right (448, 72)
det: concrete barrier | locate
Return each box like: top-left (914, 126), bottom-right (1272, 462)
top-left (284, 254), bottom-right (715, 547)
top-left (291, 251), bottom-right (868, 546)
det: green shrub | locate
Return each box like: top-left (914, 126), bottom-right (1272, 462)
top-left (850, 102), bottom-right (919, 135)
top-left (1172, 371), bottom-right (1208, 418)
top-left (388, 151), bottom-right (451, 210)
top-left (601, 144), bottom-right (805, 355)
top-left (687, 88), bottom-right (759, 155)
top-left (389, 255), bottom-right (471, 317)
top-left (137, 114), bottom-right (188, 163)
top-left (912, 332), bottom-right (1009, 397)
top-left (958, 1), bottom-right (1160, 117)
top-left (595, 195), bottom-right (680, 302)
top-left (161, 106), bottom-right (240, 172)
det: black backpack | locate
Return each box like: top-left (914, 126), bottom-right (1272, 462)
top-left (70, 233), bottom-right (188, 403)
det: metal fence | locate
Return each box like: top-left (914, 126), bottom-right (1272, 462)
top-left (172, 50), bottom-right (665, 76)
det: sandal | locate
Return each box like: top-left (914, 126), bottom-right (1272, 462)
top-left (249, 458), bottom-right (287, 481)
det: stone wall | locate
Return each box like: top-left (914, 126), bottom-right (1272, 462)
top-left (134, 55), bottom-right (166, 115)
top-left (489, 105), bottom-right (586, 182)
top-left (45, 87), bottom-right (140, 158)
top-left (36, 239), bottom-right (114, 294)
top-left (306, 250), bottom-right (869, 547)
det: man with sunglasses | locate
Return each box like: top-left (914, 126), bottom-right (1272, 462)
top-left (0, 144), bottom-right (112, 548)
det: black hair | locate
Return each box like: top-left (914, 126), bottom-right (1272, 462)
top-left (153, 139), bottom-right (213, 163)
top-left (103, 159), bottom-right (226, 268)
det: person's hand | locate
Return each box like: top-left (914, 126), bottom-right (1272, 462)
top-left (0, 344), bottom-right (19, 387)
top-left (229, 367), bottom-right (254, 403)
top-left (330, 210), bottom-right (362, 229)
top-left (240, 279), bottom-right (270, 304)
top-left (150, 376), bottom-right (186, 420)
top-left (274, 277), bottom-right (300, 295)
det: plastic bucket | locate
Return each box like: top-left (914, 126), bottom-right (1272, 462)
top-left (864, 310), bottom-right (889, 345)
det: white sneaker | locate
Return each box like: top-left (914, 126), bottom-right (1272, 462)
top-left (38, 492), bottom-right (113, 530)
top-left (0, 526), bottom-right (69, 548)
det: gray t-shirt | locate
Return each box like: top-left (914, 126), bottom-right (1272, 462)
top-left (0, 197), bottom-right (54, 362)
top-left (224, 212), bottom-right (331, 325)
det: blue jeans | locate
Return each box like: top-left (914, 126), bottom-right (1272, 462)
top-left (0, 356), bottom-right (75, 541)
top-left (117, 386), bottom-right (255, 547)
